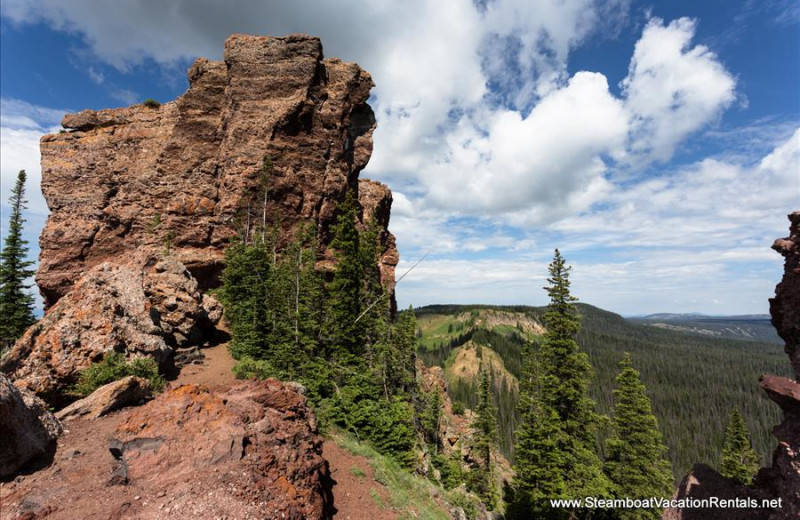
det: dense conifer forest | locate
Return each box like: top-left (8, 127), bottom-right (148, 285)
top-left (415, 302), bottom-right (788, 480)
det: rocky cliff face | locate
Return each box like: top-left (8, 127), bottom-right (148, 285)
top-left (36, 33), bottom-right (396, 307)
top-left (664, 212), bottom-right (800, 520)
top-left (0, 373), bottom-right (62, 479)
top-left (760, 212), bottom-right (800, 520)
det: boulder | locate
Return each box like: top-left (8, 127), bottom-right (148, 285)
top-left (108, 380), bottom-right (331, 519)
top-left (662, 464), bottom-right (771, 520)
top-left (0, 374), bottom-right (62, 478)
top-left (0, 379), bottom-right (331, 518)
top-left (0, 253), bottom-right (216, 406)
top-left (55, 376), bottom-right (151, 421)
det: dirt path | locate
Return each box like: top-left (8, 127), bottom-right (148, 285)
top-left (324, 441), bottom-right (397, 520)
top-left (173, 342), bottom-right (237, 390)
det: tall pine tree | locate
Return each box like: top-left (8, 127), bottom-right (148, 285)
top-left (509, 249), bottom-right (610, 519)
top-left (324, 190), bottom-right (365, 360)
top-left (720, 408), bottom-right (760, 485)
top-left (470, 364), bottom-right (499, 509)
top-left (0, 170), bottom-right (36, 351)
top-left (605, 353), bottom-right (673, 520)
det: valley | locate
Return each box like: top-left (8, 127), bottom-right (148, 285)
top-left (415, 304), bottom-right (790, 479)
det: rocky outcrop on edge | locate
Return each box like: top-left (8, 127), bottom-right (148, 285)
top-left (770, 212), bottom-right (800, 380)
top-left (36, 34), bottom-right (396, 308)
top-left (759, 212), bottom-right (800, 520)
top-left (664, 212), bottom-right (800, 520)
top-left (111, 381), bottom-right (329, 519)
top-left (0, 253), bottom-right (217, 405)
top-left (0, 373), bottom-right (62, 479)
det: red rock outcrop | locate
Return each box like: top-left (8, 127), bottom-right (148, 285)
top-left (3, 34), bottom-right (398, 407)
top-left (0, 374), bottom-right (62, 479)
top-left (664, 212), bottom-right (800, 520)
top-left (0, 380), bottom-right (330, 519)
top-left (0, 254), bottom-right (217, 405)
top-left (770, 212), bottom-right (800, 380)
top-left (358, 179), bottom-right (399, 301)
top-left (760, 212), bottom-right (800, 520)
top-left (36, 33), bottom-right (396, 308)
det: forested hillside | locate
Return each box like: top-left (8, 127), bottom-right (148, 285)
top-left (416, 304), bottom-right (789, 479)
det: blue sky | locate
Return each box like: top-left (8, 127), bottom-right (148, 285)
top-left (1, 0), bottom-right (798, 315)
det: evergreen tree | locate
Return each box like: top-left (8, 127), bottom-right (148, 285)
top-left (385, 306), bottom-right (418, 395)
top-left (324, 190), bottom-right (365, 359)
top-left (220, 185), bottom-right (426, 467)
top-left (0, 170), bottom-right (36, 351)
top-left (470, 364), bottom-right (499, 509)
top-left (509, 249), bottom-right (610, 519)
top-left (604, 353), bottom-right (673, 520)
top-left (720, 408), bottom-right (760, 485)
top-left (218, 240), bottom-right (271, 361)
top-left (510, 341), bottom-right (567, 516)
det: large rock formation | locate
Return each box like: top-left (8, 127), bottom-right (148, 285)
top-left (2, 33), bottom-right (398, 405)
top-left (664, 212), bottom-right (800, 520)
top-left (770, 212), bottom-right (800, 381)
top-left (36, 34), bottom-right (396, 308)
top-left (110, 381), bottom-right (330, 519)
top-left (0, 373), bottom-right (62, 479)
top-left (0, 380), bottom-right (330, 519)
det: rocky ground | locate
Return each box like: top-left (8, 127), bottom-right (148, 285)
top-left (0, 342), bottom-right (396, 520)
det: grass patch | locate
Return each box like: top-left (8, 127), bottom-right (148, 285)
top-left (416, 314), bottom-right (470, 350)
top-left (491, 323), bottom-right (519, 335)
top-left (369, 488), bottom-right (384, 508)
top-left (350, 465), bottom-right (366, 479)
top-left (73, 352), bottom-right (164, 396)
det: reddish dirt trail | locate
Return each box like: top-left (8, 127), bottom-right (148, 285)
top-left (324, 441), bottom-right (397, 520)
top-left (173, 342), bottom-right (237, 389)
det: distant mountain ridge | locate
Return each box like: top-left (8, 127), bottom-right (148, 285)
top-left (629, 312), bottom-right (780, 344)
top-left (636, 312), bottom-right (771, 321)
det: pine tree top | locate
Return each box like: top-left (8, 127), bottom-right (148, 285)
top-left (720, 407), bottom-right (760, 485)
top-left (1, 170), bottom-right (36, 351)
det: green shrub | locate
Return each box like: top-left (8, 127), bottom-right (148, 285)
top-left (432, 452), bottom-right (465, 490)
top-left (142, 98), bottom-right (161, 109)
top-left (446, 488), bottom-right (481, 520)
top-left (73, 352), bottom-right (164, 396)
top-left (322, 375), bottom-right (418, 467)
top-left (452, 401), bottom-right (466, 415)
top-left (232, 356), bottom-right (277, 380)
